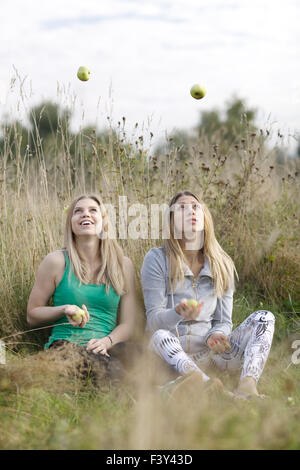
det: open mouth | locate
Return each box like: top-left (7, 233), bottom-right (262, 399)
top-left (80, 220), bottom-right (94, 226)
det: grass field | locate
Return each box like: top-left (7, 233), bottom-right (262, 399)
top-left (1, 324), bottom-right (299, 450)
top-left (0, 91), bottom-right (299, 450)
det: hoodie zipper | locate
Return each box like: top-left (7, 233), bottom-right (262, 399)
top-left (187, 276), bottom-right (198, 354)
top-left (192, 277), bottom-right (197, 300)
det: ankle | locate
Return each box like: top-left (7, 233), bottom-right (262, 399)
top-left (238, 376), bottom-right (258, 393)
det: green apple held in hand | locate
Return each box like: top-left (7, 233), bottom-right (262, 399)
top-left (185, 298), bottom-right (198, 308)
top-left (73, 308), bottom-right (85, 321)
top-left (77, 66), bottom-right (90, 81)
top-left (190, 84), bottom-right (206, 100)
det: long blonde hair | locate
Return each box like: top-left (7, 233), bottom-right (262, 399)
top-left (63, 194), bottom-right (126, 295)
top-left (164, 190), bottom-right (238, 297)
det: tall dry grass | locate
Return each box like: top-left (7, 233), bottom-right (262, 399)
top-left (0, 93), bottom-right (299, 345)
top-left (0, 83), bottom-right (299, 449)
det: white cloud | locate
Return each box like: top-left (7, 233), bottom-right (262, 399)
top-left (0, 0), bottom-right (299, 152)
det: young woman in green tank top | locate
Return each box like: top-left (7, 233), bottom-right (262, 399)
top-left (27, 194), bottom-right (139, 383)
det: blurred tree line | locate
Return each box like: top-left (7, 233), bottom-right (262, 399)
top-left (155, 96), bottom-right (260, 158)
top-left (0, 96), bottom-right (299, 163)
top-left (0, 101), bottom-right (70, 160)
top-left (0, 101), bottom-right (117, 164)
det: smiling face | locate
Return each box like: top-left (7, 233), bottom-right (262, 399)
top-left (71, 198), bottom-right (103, 238)
top-left (172, 195), bottom-right (204, 239)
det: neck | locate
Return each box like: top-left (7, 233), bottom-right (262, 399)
top-left (183, 248), bottom-right (203, 266)
top-left (75, 237), bottom-right (101, 265)
top-left (179, 238), bottom-right (203, 267)
top-left (179, 232), bottom-right (203, 254)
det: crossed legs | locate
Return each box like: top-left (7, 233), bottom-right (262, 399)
top-left (150, 310), bottom-right (275, 396)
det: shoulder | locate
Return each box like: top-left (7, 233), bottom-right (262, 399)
top-left (33, 250), bottom-right (66, 289)
top-left (40, 250), bottom-right (65, 273)
top-left (145, 246), bottom-right (166, 259)
top-left (143, 246), bottom-right (166, 262)
top-left (121, 257), bottom-right (136, 292)
top-left (141, 246), bottom-right (167, 274)
top-left (123, 256), bottom-right (134, 271)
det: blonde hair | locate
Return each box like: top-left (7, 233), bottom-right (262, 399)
top-left (63, 194), bottom-right (126, 295)
top-left (163, 190), bottom-right (238, 297)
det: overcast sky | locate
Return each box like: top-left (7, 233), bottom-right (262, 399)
top-left (1, 0), bottom-right (299, 152)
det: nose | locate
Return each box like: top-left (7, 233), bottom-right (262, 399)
top-left (187, 204), bottom-right (195, 216)
top-left (81, 208), bottom-right (91, 217)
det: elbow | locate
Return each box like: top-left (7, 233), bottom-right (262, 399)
top-left (127, 321), bottom-right (136, 340)
top-left (146, 315), bottom-right (157, 335)
top-left (27, 309), bottom-right (36, 328)
top-left (118, 321), bottom-right (134, 342)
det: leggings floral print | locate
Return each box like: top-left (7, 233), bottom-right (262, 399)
top-left (150, 310), bottom-right (275, 384)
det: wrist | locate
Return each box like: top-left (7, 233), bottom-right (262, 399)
top-left (175, 305), bottom-right (182, 316)
top-left (206, 334), bottom-right (214, 345)
top-left (60, 305), bottom-right (68, 317)
top-left (105, 335), bottom-right (113, 348)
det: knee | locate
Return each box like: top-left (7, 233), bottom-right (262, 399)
top-left (252, 310), bottom-right (275, 324)
top-left (150, 329), bottom-right (177, 352)
top-left (151, 329), bottom-right (172, 342)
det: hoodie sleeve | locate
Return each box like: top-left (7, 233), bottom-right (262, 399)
top-left (140, 248), bottom-right (183, 334)
top-left (204, 289), bottom-right (233, 341)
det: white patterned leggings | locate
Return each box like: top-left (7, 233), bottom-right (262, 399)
top-left (150, 310), bottom-right (275, 384)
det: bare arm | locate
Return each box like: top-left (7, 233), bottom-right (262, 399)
top-left (109, 257), bottom-right (138, 344)
top-left (27, 251), bottom-right (89, 328)
top-left (86, 257), bottom-right (139, 354)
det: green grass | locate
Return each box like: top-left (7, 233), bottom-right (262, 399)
top-left (0, 347), bottom-right (299, 450)
top-left (1, 294), bottom-right (299, 450)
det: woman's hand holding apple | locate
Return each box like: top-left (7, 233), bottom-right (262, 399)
top-left (175, 298), bottom-right (204, 320)
top-left (64, 304), bottom-right (89, 327)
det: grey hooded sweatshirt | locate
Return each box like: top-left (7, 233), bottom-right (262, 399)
top-left (141, 246), bottom-right (233, 354)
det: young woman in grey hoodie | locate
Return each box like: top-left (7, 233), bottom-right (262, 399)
top-left (141, 190), bottom-right (275, 399)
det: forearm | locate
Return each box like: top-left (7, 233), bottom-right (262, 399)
top-left (146, 307), bottom-right (182, 333)
top-left (107, 322), bottom-right (133, 347)
top-left (27, 305), bottom-right (66, 328)
top-left (142, 249), bottom-right (183, 333)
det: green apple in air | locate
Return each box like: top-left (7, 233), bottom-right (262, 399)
top-left (73, 308), bottom-right (85, 321)
top-left (77, 66), bottom-right (90, 81)
top-left (190, 84), bottom-right (206, 100)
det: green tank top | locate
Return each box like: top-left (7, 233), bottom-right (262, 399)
top-left (44, 251), bottom-right (121, 349)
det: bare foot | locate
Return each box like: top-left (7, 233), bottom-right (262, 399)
top-left (171, 371), bottom-right (204, 401)
top-left (234, 376), bottom-right (267, 400)
top-left (164, 374), bottom-right (234, 402)
top-left (204, 377), bottom-right (224, 395)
